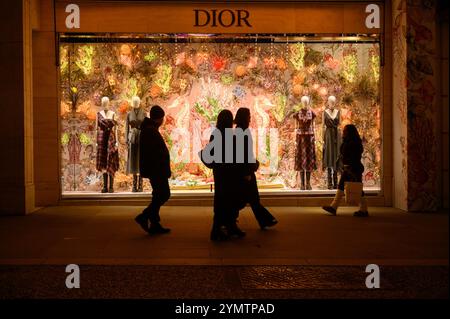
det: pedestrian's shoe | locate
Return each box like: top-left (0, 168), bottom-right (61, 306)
top-left (134, 213), bottom-right (149, 232)
top-left (210, 226), bottom-right (229, 241)
top-left (258, 218), bottom-right (278, 230)
top-left (353, 210), bottom-right (369, 217)
top-left (227, 223), bottom-right (246, 238)
top-left (148, 223), bottom-right (171, 234)
top-left (322, 206), bottom-right (337, 216)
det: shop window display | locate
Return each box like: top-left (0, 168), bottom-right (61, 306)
top-left (59, 35), bottom-right (381, 194)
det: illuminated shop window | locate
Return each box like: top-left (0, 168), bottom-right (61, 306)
top-left (59, 34), bottom-right (382, 194)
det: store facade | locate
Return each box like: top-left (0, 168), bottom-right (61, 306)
top-left (1, 0), bottom-right (447, 214)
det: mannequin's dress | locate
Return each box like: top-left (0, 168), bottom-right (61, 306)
top-left (96, 112), bottom-right (119, 175)
top-left (295, 108), bottom-right (317, 171)
top-left (322, 109), bottom-right (341, 170)
top-left (126, 108), bottom-right (146, 175)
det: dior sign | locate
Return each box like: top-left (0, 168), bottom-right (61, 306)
top-left (193, 9), bottom-right (252, 27)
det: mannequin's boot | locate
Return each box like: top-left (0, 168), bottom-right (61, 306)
top-left (108, 174), bottom-right (114, 193)
top-left (132, 174), bottom-right (138, 192)
top-left (306, 171), bottom-right (312, 190)
top-left (101, 173), bottom-right (108, 193)
top-left (327, 168), bottom-right (333, 190)
top-left (322, 189), bottom-right (344, 215)
top-left (300, 172), bottom-right (306, 190)
top-left (332, 169), bottom-right (338, 189)
top-left (354, 196), bottom-right (369, 217)
top-left (138, 176), bottom-right (143, 192)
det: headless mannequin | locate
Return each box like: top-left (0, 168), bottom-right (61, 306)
top-left (96, 97), bottom-right (118, 193)
top-left (295, 96), bottom-right (316, 190)
top-left (127, 96), bottom-right (144, 192)
top-left (323, 95), bottom-right (340, 189)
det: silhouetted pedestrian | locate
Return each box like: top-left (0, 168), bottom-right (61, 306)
top-left (201, 110), bottom-right (244, 241)
top-left (135, 105), bottom-right (172, 234)
top-left (234, 107), bottom-right (278, 229)
top-left (322, 124), bottom-right (369, 217)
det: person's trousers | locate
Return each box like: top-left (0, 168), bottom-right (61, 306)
top-left (237, 174), bottom-right (275, 224)
top-left (142, 176), bottom-right (171, 224)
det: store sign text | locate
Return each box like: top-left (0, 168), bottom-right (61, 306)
top-left (194, 9), bottom-right (252, 28)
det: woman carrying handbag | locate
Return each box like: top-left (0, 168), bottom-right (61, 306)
top-left (322, 124), bottom-right (369, 217)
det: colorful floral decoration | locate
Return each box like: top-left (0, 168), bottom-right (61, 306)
top-left (60, 41), bottom-right (381, 192)
top-left (118, 100), bottom-right (130, 115)
top-left (61, 133), bottom-right (69, 146)
top-left (235, 65), bottom-right (247, 77)
top-left (232, 85), bottom-right (246, 99)
top-left (370, 53), bottom-right (380, 83)
top-left (60, 46), bottom-right (69, 74)
top-left (289, 43), bottom-right (305, 70)
top-left (79, 133), bottom-right (91, 146)
top-left (247, 56), bottom-right (258, 69)
top-left (195, 52), bottom-right (209, 65)
top-left (324, 53), bottom-right (340, 70)
top-left (212, 56), bottom-right (226, 71)
top-left (75, 45), bottom-right (94, 75)
top-left (155, 64), bottom-right (172, 94)
top-left (119, 44), bottom-right (133, 68)
top-left (272, 93), bottom-right (287, 123)
top-left (263, 57), bottom-right (276, 69)
top-left (144, 51), bottom-right (157, 62)
top-left (220, 74), bottom-right (234, 85)
top-left (342, 52), bottom-right (358, 83)
top-left (149, 84), bottom-right (162, 99)
top-left (292, 84), bottom-right (303, 96)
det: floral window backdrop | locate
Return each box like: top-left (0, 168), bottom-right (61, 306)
top-left (60, 37), bottom-right (381, 192)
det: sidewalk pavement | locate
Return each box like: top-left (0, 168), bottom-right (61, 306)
top-left (0, 206), bottom-right (448, 266)
top-left (0, 206), bottom-right (448, 299)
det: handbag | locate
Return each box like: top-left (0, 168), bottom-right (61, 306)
top-left (344, 182), bottom-right (363, 205)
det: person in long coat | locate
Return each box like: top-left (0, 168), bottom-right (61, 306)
top-left (134, 105), bottom-right (172, 234)
top-left (234, 107), bottom-right (278, 230)
top-left (201, 110), bottom-right (244, 241)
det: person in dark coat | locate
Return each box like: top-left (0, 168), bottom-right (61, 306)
top-left (322, 124), bottom-right (369, 217)
top-left (234, 107), bottom-right (278, 229)
top-left (135, 105), bottom-right (172, 234)
top-left (201, 109), bottom-right (244, 241)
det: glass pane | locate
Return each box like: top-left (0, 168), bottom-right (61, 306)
top-left (60, 36), bottom-right (381, 194)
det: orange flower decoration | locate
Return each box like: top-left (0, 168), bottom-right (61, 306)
top-left (293, 73), bottom-right (305, 85)
top-left (118, 101), bottom-right (129, 114)
top-left (292, 84), bottom-right (303, 96)
top-left (276, 58), bottom-right (287, 70)
top-left (149, 84), bottom-right (162, 98)
top-left (235, 65), bottom-right (247, 77)
top-left (120, 44), bottom-right (131, 56)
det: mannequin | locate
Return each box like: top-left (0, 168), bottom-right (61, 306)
top-left (322, 95), bottom-right (341, 189)
top-left (126, 96), bottom-right (146, 192)
top-left (96, 96), bottom-right (119, 193)
top-left (293, 96), bottom-right (317, 190)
